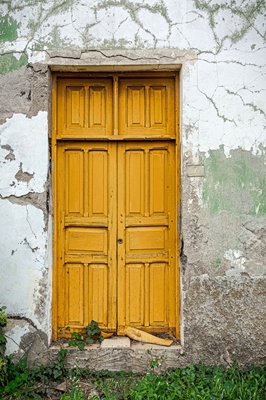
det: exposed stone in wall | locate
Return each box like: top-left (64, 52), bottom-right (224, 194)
top-left (4, 318), bottom-right (49, 367)
top-left (0, 65), bottom-right (48, 124)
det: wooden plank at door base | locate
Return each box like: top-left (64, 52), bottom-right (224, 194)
top-left (101, 331), bottom-right (113, 339)
top-left (125, 326), bottom-right (173, 346)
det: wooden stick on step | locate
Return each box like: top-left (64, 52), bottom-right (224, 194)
top-left (125, 327), bottom-right (173, 346)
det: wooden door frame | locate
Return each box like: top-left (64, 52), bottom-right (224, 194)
top-left (51, 71), bottom-right (180, 341)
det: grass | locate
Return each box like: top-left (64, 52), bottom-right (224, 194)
top-left (0, 351), bottom-right (266, 399)
top-left (131, 363), bottom-right (266, 400)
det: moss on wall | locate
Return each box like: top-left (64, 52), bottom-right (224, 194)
top-left (0, 54), bottom-right (28, 75)
top-left (194, 0), bottom-right (266, 48)
top-left (0, 15), bottom-right (18, 43)
top-left (203, 147), bottom-right (266, 216)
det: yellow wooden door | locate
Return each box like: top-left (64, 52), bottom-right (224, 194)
top-left (56, 142), bottom-right (117, 334)
top-left (117, 141), bottom-right (177, 335)
top-left (54, 73), bottom-right (179, 339)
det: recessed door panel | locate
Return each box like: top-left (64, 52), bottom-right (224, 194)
top-left (57, 78), bottom-right (113, 138)
top-left (150, 262), bottom-right (168, 326)
top-left (65, 150), bottom-right (84, 215)
top-left (65, 228), bottom-right (108, 254)
top-left (126, 263), bottom-right (145, 325)
top-left (88, 263), bottom-right (108, 325)
top-left (150, 150), bottom-right (167, 215)
top-left (65, 263), bottom-right (84, 327)
top-left (89, 87), bottom-right (106, 129)
top-left (66, 86), bottom-right (85, 129)
top-left (126, 227), bottom-right (168, 252)
top-left (127, 86), bottom-right (145, 127)
top-left (119, 78), bottom-right (175, 137)
top-left (88, 150), bottom-right (108, 217)
top-left (125, 150), bottom-right (145, 216)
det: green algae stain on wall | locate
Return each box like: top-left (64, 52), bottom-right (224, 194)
top-left (0, 16), bottom-right (18, 42)
top-left (0, 54), bottom-right (28, 75)
top-left (203, 147), bottom-right (266, 216)
top-left (32, 26), bottom-right (72, 51)
top-left (0, 15), bottom-right (26, 74)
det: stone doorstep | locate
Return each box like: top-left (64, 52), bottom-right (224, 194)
top-left (49, 337), bottom-right (183, 373)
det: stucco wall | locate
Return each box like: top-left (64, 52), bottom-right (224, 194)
top-left (0, 0), bottom-right (265, 367)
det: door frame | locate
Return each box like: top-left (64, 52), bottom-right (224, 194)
top-left (51, 71), bottom-right (181, 341)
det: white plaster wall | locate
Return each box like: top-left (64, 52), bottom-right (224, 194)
top-left (0, 202), bottom-right (47, 321)
top-left (1, 1), bottom-right (265, 156)
top-left (22, 2), bottom-right (266, 157)
top-left (0, 113), bottom-right (48, 196)
top-left (0, 112), bottom-right (49, 333)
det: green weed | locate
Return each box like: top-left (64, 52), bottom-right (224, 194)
top-left (67, 320), bottom-right (104, 350)
top-left (0, 306), bottom-right (7, 357)
top-left (130, 362), bottom-right (266, 400)
top-left (0, 347), bottom-right (69, 399)
top-left (93, 370), bottom-right (136, 399)
top-left (1, 360), bottom-right (266, 399)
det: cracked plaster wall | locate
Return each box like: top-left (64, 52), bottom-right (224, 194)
top-left (0, 0), bottom-right (266, 366)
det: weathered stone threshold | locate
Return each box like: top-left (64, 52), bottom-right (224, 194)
top-left (49, 337), bottom-right (183, 373)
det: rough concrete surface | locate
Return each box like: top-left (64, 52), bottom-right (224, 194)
top-left (183, 277), bottom-right (266, 366)
top-left (0, 65), bottom-right (48, 124)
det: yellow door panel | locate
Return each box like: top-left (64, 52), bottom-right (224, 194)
top-left (66, 86), bottom-right (85, 129)
top-left (65, 150), bottom-right (84, 215)
top-left (126, 227), bottom-right (168, 254)
top-left (88, 264), bottom-right (108, 326)
top-left (65, 228), bottom-right (108, 254)
top-left (88, 151), bottom-right (108, 217)
top-left (150, 86), bottom-right (166, 128)
top-left (65, 263), bottom-right (84, 327)
top-left (149, 150), bottom-right (167, 215)
top-left (126, 263), bottom-right (145, 326)
top-left (57, 78), bottom-right (113, 139)
top-left (118, 78), bottom-right (175, 138)
top-left (125, 150), bottom-right (145, 215)
top-left (149, 262), bottom-right (168, 326)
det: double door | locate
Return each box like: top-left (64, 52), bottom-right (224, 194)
top-left (53, 73), bottom-right (179, 338)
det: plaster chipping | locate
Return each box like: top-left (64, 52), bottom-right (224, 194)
top-left (0, 112), bottom-right (48, 197)
top-left (1, 144), bottom-right (15, 161)
top-left (15, 162), bottom-right (34, 183)
top-left (0, 191), bottom-right (47, 217)
top-left (0, 202), bottom-right (48, 327)
top-left (224, 249), bottom-right (246, 276)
